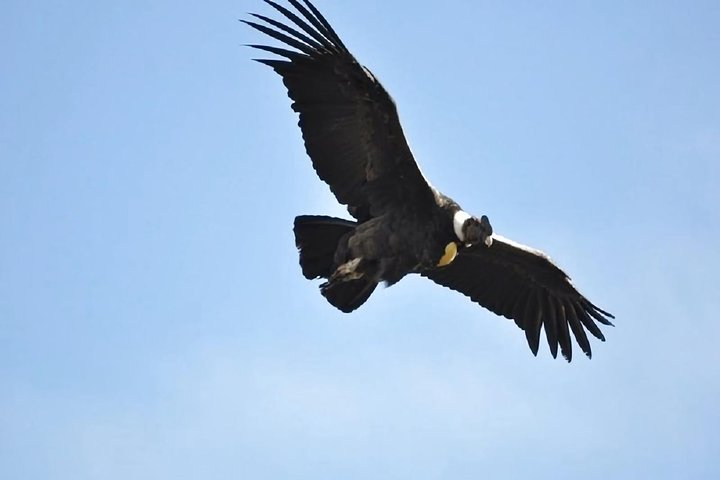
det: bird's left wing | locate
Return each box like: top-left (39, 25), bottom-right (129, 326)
top-left (244, 0), bottom-right (436, 220)
top-left (422, 235), bottom-right (614, 361)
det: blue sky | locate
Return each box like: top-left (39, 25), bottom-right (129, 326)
top-left (2, 0), bottom-right (719, 478)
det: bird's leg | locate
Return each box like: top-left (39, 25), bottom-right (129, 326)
top-left (323, 258), bottom-right (364, 286)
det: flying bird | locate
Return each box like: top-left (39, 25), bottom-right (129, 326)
top-left (244, 0), bottom-right (614, 361)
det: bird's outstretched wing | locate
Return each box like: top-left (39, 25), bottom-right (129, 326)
top-left (244, 0), bottom-right (435, 220)
top-left (422, 235), bottom-right (614, 361)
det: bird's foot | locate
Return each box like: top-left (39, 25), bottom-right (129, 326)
top-left (323, 258), bottom-right (364, 286)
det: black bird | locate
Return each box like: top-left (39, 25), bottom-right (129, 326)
top-left (245, 0), bottom-right (614, 361)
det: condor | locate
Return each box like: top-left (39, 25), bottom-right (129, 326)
top-left (245, 0), bottom-right (614, 361)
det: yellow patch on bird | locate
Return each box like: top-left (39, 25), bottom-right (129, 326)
top-left (437, 242), bottom-right (458, 267)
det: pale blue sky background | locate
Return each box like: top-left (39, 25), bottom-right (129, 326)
top-left (2, 1), bottom-right (719, 478)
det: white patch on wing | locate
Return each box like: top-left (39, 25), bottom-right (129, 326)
top-left (492, 234), bottom-right (551, 261)
top-left (453, 210), bottom-right (472, 241)
top-left (361, 66), bottom-right (376, 83)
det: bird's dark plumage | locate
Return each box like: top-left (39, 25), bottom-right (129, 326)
top-left (244, 0), bottom-right (435, 221)
top-left (421, 236), bottom-right (614, 361)
top-left (246, 0), bottom-right (615, 361)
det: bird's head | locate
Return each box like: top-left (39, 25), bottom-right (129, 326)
top-left (453, 211), bottom-right (493, 247)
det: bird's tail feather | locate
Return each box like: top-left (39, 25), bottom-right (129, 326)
top-left (293, 215), bottom-right (377, 312)
top-left (293, 215), bottom-right (357, 280)
top-left (321, 276), bottom-right (377, 313)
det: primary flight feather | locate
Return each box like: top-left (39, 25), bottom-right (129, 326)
top-left (245, 0), bottom-right (614, 361)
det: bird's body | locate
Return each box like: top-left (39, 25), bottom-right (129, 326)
top-left (245, 0), bottom-right (614, 361)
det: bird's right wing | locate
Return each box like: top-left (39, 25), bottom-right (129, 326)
top-left (244, 0), bottom-right (436, 220)
top-left (422, 235), bottom-right (614, 361)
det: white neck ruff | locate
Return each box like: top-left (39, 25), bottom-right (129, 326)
top-left (453, 210), bottom-right (472, 242)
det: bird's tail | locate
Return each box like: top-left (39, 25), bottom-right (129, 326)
top-left (293, 215), bottom-right (377, 312)
top-left (294, 215), bottom-right (355, 279)
top-left (321, 274), bottom-right (377, 313)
